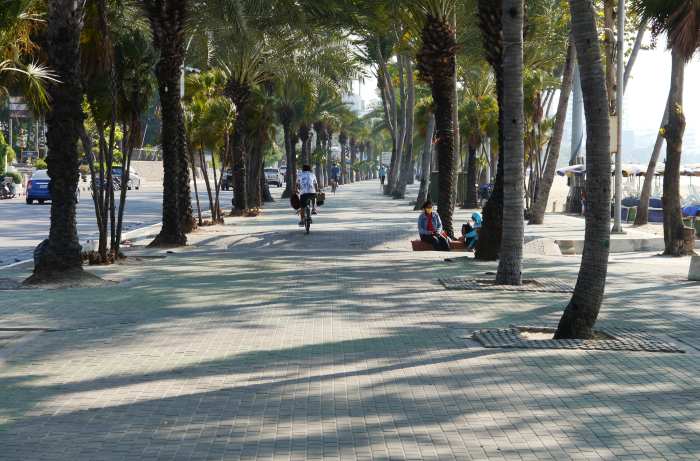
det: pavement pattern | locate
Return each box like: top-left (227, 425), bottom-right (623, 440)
top-left (0, 181), bottom-right (698, 460)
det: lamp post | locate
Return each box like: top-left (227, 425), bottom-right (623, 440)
top-left (612, 0), bottom-right (625, 233)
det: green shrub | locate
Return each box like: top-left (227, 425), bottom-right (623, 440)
top-left (4, 172), bottom-right (22, 184)
top-left (34, 158), bottom-right (48, 170)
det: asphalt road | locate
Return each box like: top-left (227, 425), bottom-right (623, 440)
top-left (0, 185), bottom-right (239, 265)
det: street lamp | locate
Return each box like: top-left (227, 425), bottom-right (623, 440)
top-left (612, 0), bottom-right (625, 234)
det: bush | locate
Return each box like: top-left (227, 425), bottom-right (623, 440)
top-left (4, 172), bottom-right (22, 184)
top-left (34, 158), bottom-right (48, 170)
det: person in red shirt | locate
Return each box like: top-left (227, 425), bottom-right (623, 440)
top-left (417, 200), bottom-right (450, 251)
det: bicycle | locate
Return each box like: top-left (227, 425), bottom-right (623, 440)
top-left (331, 178), bottom-right (338, 194)
top-left (303, 202), bottom-right (312, 234)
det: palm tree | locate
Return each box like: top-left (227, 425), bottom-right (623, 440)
top-left (554, 0), bottom-right (611, 340)
top-left (633, 0), bottom-right (699, 256)
top-left (25, 0), bottom-right (85, 283)
top-left (528, 39), bottom-right (576, 224)
top-left (141, 0), bottom-right (190, 246)
top-left (474, 0), bottom-right (504, 258)
top-left (495, 0), bottom-right (525, 285)
top-left (414, 0), bottom-right (458, 237)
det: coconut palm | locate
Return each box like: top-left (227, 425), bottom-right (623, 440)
top-left (25, 0), bottom-right (85, 283)
top-left (495, 0), bottom-right (525, 285)
top-left (632, 0), bottom-right (700, 255)
top-left (141, 0), bottom-right (191, 246)
top-left (554, 0), bottom-right (611, 339)
top-left (413, 0), bottom-right (458, 236)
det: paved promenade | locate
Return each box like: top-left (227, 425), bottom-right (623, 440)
top-left (0, 181), bottom-right (698, 460)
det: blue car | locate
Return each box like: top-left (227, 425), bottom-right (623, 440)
top-left (26, 169), bottom-right (80, 205)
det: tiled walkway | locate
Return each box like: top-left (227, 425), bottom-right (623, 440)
top-left (0, 181), bottom-right (698, 460)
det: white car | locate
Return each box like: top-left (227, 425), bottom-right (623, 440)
top-left (264, 168), bottom-right (284, 187)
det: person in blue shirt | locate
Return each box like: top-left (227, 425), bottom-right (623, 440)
top-left (330, 163), bottom-right (341, 185)
top-left (417, 200), bottom-right (451, 251)
top-left (378, 165), bottom-right (387, 186)
top-left (461, 212), bottom-right (482, 250)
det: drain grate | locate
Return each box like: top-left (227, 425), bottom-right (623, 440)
top-left (439, 277), bottom-right (572, 293)
top-left (469, 326), bottom-right (685, 353)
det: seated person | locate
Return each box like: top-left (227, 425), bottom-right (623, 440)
top-left (461, 212), bottom-right (482, 250)
top-left (417, 200), bottom-right (451, 251)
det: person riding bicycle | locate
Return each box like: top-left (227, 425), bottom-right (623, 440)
top-left (331, 163), bottom-right (341, 185)
top-left (296, 164), bottom-right (318, 226)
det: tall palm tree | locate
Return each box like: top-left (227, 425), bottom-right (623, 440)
top-left (26, 0), bottom-right (85, 283)
top-left (414, 0), bottom-right (458, 236)
top-left (474, 0), bottom-right (504, 258)
top-left (496, 0), bottom-right (525, 285)
top-left (141, 0), bottom-right (190, 246)
top-left (633, 0), bottom-right (699, 255)
top-left (555, 0), bottom-right (611, 340)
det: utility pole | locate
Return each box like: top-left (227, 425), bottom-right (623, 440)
top-left (612, 0), bottom-right (625, 233)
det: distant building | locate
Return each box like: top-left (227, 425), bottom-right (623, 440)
top-left (342, 92), bottom-right (365, 115)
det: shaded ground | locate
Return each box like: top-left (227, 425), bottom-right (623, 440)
top-left (0, 181), bottom-right (698, 460)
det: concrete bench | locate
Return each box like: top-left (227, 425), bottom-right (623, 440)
top-left (411, 239), bottom-right (469, 251)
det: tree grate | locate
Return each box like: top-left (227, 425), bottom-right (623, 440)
top-left (439, 277), bottom-right (572, 293)
top-left (470, 326), bottom-right (685, 353)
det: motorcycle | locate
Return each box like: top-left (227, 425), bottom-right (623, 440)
top-left (0, 181), bottom-right (16, 200)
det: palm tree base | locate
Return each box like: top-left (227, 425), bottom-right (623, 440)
top-left (148, 232), bottom-right (187, 248)
top-left (23, 267), bottom-right (103, 288)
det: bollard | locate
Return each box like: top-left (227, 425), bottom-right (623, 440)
top-left (689, 256), bottom-right (700, 281)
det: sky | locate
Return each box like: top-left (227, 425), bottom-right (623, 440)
top-left (353, 35), bottom-right (700, 165)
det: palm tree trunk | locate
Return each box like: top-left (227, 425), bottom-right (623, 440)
top-left (189, 148), bottom-right (203, 226)
top-left (418, 15), bottom-right (457, 237)
top-left (339, 137), bottom-right (348, 184)
top-left (395, 56), bottom-right (416, 199)
top-left (635, 92), bottom-right (669, 226)
top-left (663, 47), bottom-right (692, 256)
top-left (144, 0), bottom-right (188, 246)
top-left (282, 121), bottom-right (293, 199)
top-left (463, 143), bottom-right (478, 208)
top-left (555, 0), bottom-right (611, 339)
top-left (350, 139), bottom-right (357, 183)
top-left (228, 96), bottom-right (249, 213)
top-left (299, 124), bottom-right (310, 165)
top-left (475, 75), bottom-right (505, 260)
top-left (529, 39), bottom-right (575, 224)
top-left (496, 0), bottom-right (525, 285)
top-left (415, 112), bottom-right (435, 210)
top-left (28, 0), bottom-right (84, 282)
top-left (246, 142), bottom-right (262, 209)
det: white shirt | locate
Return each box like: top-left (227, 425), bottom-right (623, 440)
top-left (297, 171), bottom-right (318, 195)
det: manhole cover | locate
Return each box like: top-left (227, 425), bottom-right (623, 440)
top-left (439, 277), bottom-right (572, 293)
top-left (470, 326), bottom-right (685, 353)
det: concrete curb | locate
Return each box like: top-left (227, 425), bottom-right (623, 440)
top-left (0, 221), bottom-right (163, 270)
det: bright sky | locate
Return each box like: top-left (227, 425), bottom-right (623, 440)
top-left (355, 35), bottom-right (700, 164)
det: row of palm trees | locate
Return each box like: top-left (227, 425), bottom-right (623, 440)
top-left (6, 0), bottom-right (698, 338)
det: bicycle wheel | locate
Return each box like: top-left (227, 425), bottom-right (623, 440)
top-left (305, 205), bottom-right (311, 234)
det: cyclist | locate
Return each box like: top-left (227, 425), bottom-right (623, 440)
top-left (296, 164), bottom-right (318, 226)
top-left (330, 163), bottom-right (341, 191)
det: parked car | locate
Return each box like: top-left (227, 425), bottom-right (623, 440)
top-left (26, 169), bottom-right (80, 204)
top-left (221, 169), bottom-right (233, 191)
top-left (264, 168), bottom-right (284, 187)
top-left (112, 167), bottom-right (142, 190)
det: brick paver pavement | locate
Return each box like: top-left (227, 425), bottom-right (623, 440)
top-left (0, 181), bottom-right (698, 460)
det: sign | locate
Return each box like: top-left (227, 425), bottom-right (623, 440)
top-left (381, 151), bottom-right (391, 166)
top-left (9, 96), bottom-right (31, 118)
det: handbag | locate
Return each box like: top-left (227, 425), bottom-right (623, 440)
top-left (316, 191), bottom-right (326, 206)
top-left (290, 193), bottom-right (301, 210)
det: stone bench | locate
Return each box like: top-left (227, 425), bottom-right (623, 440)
top-left (411, 239), bottom-right (469, 251)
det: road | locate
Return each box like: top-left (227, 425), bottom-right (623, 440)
top-left (0, 184), bottom-right (241, 265)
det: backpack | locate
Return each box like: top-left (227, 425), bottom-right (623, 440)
top-left (290, 193), bottom-right (301, 210)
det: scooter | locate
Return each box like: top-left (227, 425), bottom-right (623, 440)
top-left (0, 181), bottom-right (16, 200)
